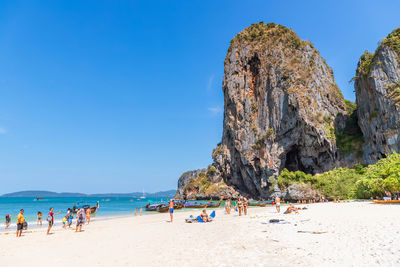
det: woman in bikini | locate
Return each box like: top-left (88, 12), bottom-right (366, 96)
top-left (237, 197), bottom-right (244, 216)
top-left (243, 197), bottom-right (249, 215)
top-left (225, 199), bottom-right (231, 215)
top-left (200, 210), bottom-right (209, 222)
top-left (37, 212), bottom-right (42, 226)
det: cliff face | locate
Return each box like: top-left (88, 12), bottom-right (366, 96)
top-left (175, 166), bottom-right (239, 200)
top-left (355, 28), bottom-right (400, 164)
top-left (213, 22), bottom-right (347, 198)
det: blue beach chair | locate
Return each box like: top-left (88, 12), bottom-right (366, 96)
top-left (210, 211), bottom-right (216, 219)
top-left (197, 216), bottom-right (204, 223)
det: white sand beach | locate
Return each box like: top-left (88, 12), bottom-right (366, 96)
top-left (1, 202), bottom-right (399, 267)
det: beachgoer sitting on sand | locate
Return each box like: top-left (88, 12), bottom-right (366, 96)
top-left (284, 204), bottom-right (299, 214)
top-left (200, 210), bottom-right (209, 222)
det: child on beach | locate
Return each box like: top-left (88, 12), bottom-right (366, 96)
top-left (37, 212), bottom-right (42, 226)
top-left (5, 214), bottom-right (13, 229)
top-left (67, 209), bottom-right (73, 228)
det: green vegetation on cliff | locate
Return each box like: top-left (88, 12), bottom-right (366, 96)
top-left (275, 152), bottom-right (400, 199)
top-left (357, 27), bottom-right (400, 77)
top-left (335, 100), bottom-right (364, 156)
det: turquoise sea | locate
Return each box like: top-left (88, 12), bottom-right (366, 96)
top-left (0, 197), bottom-right (178, 230)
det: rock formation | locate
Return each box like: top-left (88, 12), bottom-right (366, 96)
top-left (354, 28), bottom-right (400, 164)
top-left (175, 166), bottom-right (239, 200)
top-left (213, 22), bottom-right (348, 198)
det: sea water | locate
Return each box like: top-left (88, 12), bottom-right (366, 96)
top-left (0, 197), bottom-right (174, 231)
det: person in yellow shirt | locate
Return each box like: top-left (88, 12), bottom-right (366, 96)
top-left (16, 209), bottom-right (24, 237)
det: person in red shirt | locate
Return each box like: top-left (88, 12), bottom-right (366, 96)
top-left (46, 207), bottom-right (62, 235)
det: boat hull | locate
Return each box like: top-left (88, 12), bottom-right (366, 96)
top-left (372, 200), bottom-right (400, 204)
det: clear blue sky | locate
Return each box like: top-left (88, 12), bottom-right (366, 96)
top-left (0, 0), bottom-right (399, 194)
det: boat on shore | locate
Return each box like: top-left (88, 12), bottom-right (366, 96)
top-left (72, 201), bottom-right (99, 214)
top-left (372, 200), bottom-right (400, 204)
top-left (145, 203), bottom-right (164, 211)
top-left (184, 200), bottom-right (211, 209)
top-left (249, 201), bottom-right (268, 207)
top-left (206, 200), bottom-right (222, 208)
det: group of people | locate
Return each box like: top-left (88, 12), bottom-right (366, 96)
top-left (224, 197), bottom-right (249, 216)
top-left (5, 206), bottom-right (93, 237)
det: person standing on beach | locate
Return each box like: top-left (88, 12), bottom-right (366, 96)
top-left (135, 208), bottom-right (138, 216)
top-left (86, 208), bottom-right (91, 224)
top-left (76, 208), bottom-right (85, 232)
top-left (5, 214), bottom-right (13, 229)
top-left (16, 209), bottom-right (24, 237)
top-left (225, 199), bottom-right (231, 215)
top-left (140, 208), bottom-right (143, 216)
top-left (169, 199), bottom-right (174, 222)
top-left (275, 196), bottom-right (281, 213)
top-left (46, 207), bottom-right (62, 235)
top-left (237, 198), bottom-right (243, 216)
top-left (243, 198), bottom-right (249, 215)
top-left (37, 212), bottom-right (42, 226)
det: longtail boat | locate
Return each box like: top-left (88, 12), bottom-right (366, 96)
top-left (145, 203), bottom-right (164, 211)
top-left (249, 202), bottom-right (268, 207)
top-left (72, 201), bottom-right (99, 214)
top-left (174, 203), bottom-right (184, 210)
top-left (156, 205), bottom-right (169, 213)
top-left (372, 200), bottom-right (400, 204)
top-left (184, 200), bottom-right (211, 209)
top-left (206, 201), bottom-right (222, 208)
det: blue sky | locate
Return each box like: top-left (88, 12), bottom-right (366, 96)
top-left (0, 0), bottom-right (399, 194)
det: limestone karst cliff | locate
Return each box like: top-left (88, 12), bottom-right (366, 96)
top-left (212, 22), bottom-right (348, 198)
top-left (355, 28), bottom-right (400, 164)
top-left (174, 166), bottom-right (239, 200)
top-left (176, 23), bottom-right (400, 200)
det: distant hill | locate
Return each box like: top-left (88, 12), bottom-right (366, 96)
top-left (1, 190), bottom-right (176, 198)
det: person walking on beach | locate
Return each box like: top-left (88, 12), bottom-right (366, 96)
top-left (275, 196), bottom-right (281, 213)
top-left (16, 209), bottom-right (24, 237)
top-left (140, 208), bottom-right (143, 216)
top-left (135, 208), bottom-right (138, 216)
top-left (67, 209), bottom-right (73, 228)
top-left (47, 207), bottom-right (62, 235)
top-left (37, 212), bottom-right (43, 226)
top-left (76, 208), bottom-right (85, 232)
top-left (169, 199), bottom-right (174, 222)
top-left (86, 208), bottom-right (91, 224)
